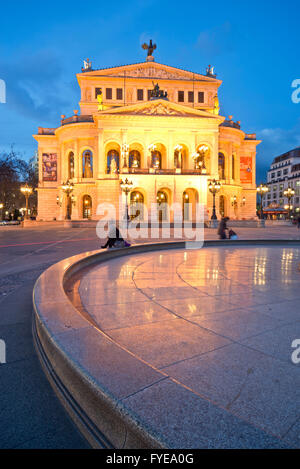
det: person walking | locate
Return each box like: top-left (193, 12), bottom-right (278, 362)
top-left (217, 217), bottom-right (229, 239)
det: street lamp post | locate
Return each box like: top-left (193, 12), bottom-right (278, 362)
top-left (61, 180), bottom-right (74, 220)
top-left (208, 179), bottom-right (221, 228)
top-left (120, 177), bottom-right (133, 228)
top-left (283, 186), bottom-right (295, 220)
top-left (256, 184), bottom-right (269, 227)
top-left (20, 184), bottom-right (33, 220)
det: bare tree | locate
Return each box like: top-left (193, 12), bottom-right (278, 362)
top-left (0, 147), bottom-right (38, 219)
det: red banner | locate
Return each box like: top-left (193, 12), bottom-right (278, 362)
top-left (240, 156), bottom-right (253, 184)
top-left (42, 153), bottom-right (57, 181)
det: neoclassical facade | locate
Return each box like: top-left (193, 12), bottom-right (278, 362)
top-left (34, 53), bottom-right (260, 222)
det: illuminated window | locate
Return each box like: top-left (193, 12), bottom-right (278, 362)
top-left (107, 150), bottom-right (119, 174)
top-left (129, 150), bottom-right (141, 168)
top-left (232, 154), bottom-right (235, 180)
top-left (218, 153), bottom-right (225, 179)
top-left (82, 151), bottom-right (93, 178)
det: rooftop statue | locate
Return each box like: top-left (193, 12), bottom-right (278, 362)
top-left (142, 39), bottom-right (157, 61)
top-left (149, 81), bottom-right (168, 100)
top-left (82, 58), bottom-right (92, 72)
top-left (206, 64), bottom-right (216, 77)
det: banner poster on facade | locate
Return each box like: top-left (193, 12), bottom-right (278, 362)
top-left (42, 153), bottom-right (57, 181)
top-left (240, 156), bottom-right (252, 184)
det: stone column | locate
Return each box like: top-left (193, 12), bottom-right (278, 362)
top-left (60, 142), bottom-right (65, 182)
top-left (74, 139), bottom-right (79, 181)
top-left (38, 147), bottom-right (43, 187)
top-left (120, 128), bottom-right (128, 172)
top-left (228, 142), bottom-right (233, 182)
top-left (236, 148), bottom-right (241, 184)
top-left (210, 131), bottom-right (219, 178)
top-left (97, 128), bottom-right (105, 178)
top-left (144, 130), bottom-right (151, 169)
top-left (191, 131), bottom-right (197, 170)
top-left (167, 130), bottom-right (174, 170)
top-left (251, 151), bottom-right (256, 187)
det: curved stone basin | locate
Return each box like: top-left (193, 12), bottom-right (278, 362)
top-left (33, 242), bottom-right (300, 449)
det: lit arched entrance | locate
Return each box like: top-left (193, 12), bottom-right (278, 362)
top-left (83, 195), bottom-right (92, 219)
top-left (157, 190), bottom-right (169, 222)
top-left (130, 190), bottom-right (144, 220)
top-left (183, 188), bottom-right (198, 221)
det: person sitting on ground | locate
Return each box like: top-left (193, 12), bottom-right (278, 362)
top-left (217, 216), bottom-right (229, 239)
top-left (228, 228), bottom-right (238, 240)
top-left (101, 221), bottom-right (130, 249)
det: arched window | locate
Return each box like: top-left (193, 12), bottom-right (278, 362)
top-left (157, 190), bottom-right (168, 221)
top-left (107, 150), bottom-right (120, 174)
top-left (195, 145), bottom-right (209, 173)
top-left (68, 152), bottom-right (74, 179)
top-left (183, 191), bottom-right (189, 220)
top-left (130, 191), bottom-right (144, 220)
top-left (232, 154), bottom-right (235, 180)
top-left (82, 151), bottom-right (93, 178)
top-left (129, 150), bottom-right (141, 168)
top-left (182, 188), bottom-right (198, 221)
top-left (218, 153), bottom-right (225, 179)
top-left (152, 151), bottom-right (162, 169)
top-left (83, 195), bottom-right (92, 219)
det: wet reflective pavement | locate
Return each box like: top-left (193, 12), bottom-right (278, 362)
top-left (79, 246), bottom-right (300, 448)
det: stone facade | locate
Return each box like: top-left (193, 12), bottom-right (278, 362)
top-left (33, 59), bottom-right (260, 221)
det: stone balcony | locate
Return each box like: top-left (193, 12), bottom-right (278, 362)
top-left (125, 168), bottom-right (205, 176)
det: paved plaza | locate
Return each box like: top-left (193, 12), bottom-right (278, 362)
top-left (0, 225), bottom-right (300, 448)
top-left (78, 246), bottom-right (300, 447)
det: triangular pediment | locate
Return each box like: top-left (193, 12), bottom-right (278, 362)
top-left (95, 99), bottom-right (224, 121)
top-left (79, 61), bottom-right (221, 83)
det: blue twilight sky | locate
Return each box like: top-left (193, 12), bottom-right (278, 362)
top-left (0, 0), bottom-right (299, 182)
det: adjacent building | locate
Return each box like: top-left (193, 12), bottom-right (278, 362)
top-left (264, 147), bottom-right (300, 218)
top-left (34, 44), bottom-right (260, 222)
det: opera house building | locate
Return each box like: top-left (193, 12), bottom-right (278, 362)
top-left (34, 44), bottom-right (260, 223)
